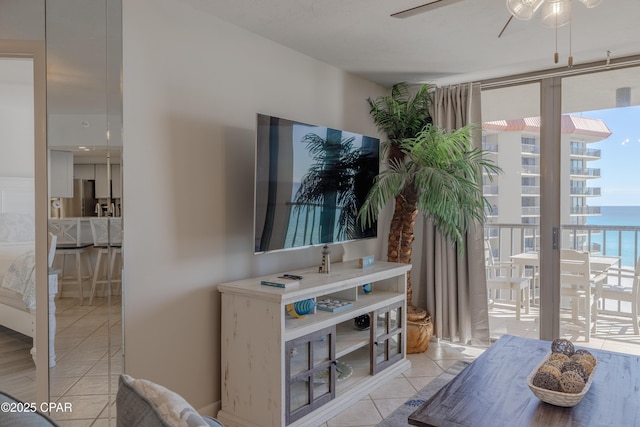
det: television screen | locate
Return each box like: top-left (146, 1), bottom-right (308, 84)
top-left (254, 114), bottom-right (380, 254)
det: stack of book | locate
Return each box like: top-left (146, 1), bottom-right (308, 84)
top-left (260, 275), bottom-right (301, 289)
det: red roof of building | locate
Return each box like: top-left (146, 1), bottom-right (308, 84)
top-left (483, 115), bottom-right (612, 139)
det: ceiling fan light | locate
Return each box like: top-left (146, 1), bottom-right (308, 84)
top-left (506, 0), bottom-right (544, 20)
top-left (540, 0), bottom-right (572, 28)
top-left (578, 0), bottom-right (603, 8)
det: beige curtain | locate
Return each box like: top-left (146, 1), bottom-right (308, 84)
top-left (419, 82), bottom-right (490, 346)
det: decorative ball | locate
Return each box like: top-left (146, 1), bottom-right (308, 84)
top-left (532, 371), bottom-right (560, 391)
top-left (576, 351), bottom-right (597, 367)
top-left (293, 299), bottom-right (315, 315)
top-left (559, 371), bottom-right (585, 393)
top-left (578, 358), bottom-right (595, 375)
top-left (551, 338), bottom-right (575, 356)
top-left (546, 359), bottom-right (565, 370)
top-left (548, 353), bottom-right (570, 364)
top-left (570, 353), bottom-right (583, 362)
top-left (354, 314), bottom-right (371, 330)
top-left (561, 361), bottom-right (589, 382)
top-left (537, 363), bottom-right (562, 380)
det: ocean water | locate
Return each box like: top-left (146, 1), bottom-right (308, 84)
top-left (586, 206), bottom-right (640, 267)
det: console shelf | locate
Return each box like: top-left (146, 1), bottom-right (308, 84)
top-left (217, 260), bottom-right (411, 427)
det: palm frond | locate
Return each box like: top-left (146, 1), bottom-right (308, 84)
top-left (294, 131), bottom-right (378, 240)
top-left (359, 121), bottom-right (502, 250)
top-left (357, 158), bottom-right (410, 228)
top-left (367, 82), bottom-right (433, 154)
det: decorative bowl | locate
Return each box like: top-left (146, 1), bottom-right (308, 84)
top-left (293, 299), bottom-right (315, 315)
top-left (527, 352), bottom-right (598, 407)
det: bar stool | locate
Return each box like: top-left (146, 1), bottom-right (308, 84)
top-left (48, 218), bottom-right (93, 304)
top-left (89, 217), bottom-right (122, 305)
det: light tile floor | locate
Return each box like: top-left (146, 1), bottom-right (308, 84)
top-left (489, 305), bottom-right (640, 356)
top-left (4, 298), bottom-right (640, 426)
top-left (49, 295), bottom-right (121, 427)
top-left (322, 340), bottom-right (485, 427)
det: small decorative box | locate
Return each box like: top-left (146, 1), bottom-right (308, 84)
top-left (359, 255), bottom-right (374, 269)
top-left (316, 298), bottom-right (353, 312)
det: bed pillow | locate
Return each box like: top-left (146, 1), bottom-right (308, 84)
top-left (0, 213), bottom-right (35, 243)
top-left (116, 374), bottom-right (216, 427)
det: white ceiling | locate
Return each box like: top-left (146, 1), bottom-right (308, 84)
top-left (191, 0), bottom-right (640, 87)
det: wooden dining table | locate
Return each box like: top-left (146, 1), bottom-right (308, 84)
top-left (408, 334), bottom-right (640, 426)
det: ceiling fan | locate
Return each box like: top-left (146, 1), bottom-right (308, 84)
top-left (391, 0), bottom-right (515, 37)
top-left (390, 0), bottom-right (464, 19)
top-left (392, 0), bottom-right (602, 40)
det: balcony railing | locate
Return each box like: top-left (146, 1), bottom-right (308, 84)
top-left (521, 165), bottom-right (540, 175)
top-left (521, 206), bottom-right (540, 216)
top-left (570, 147), bottom-right (601, 157)
top-left (482, 143), bottom-right (498, 153)
top-left (521, 144), bottom-right (540, 154)
top-left (522, 185), bottom-right (540, 195)
top-left (485, 206), bottom-right (499, 216)
top-left (570, 206), bottom-right (601, 215)
top-left (570, 187), bottom-right (601, 196)
top-left (484, 223), bottom-right (640, 283)
top-left (570, 167), bottom-right (601, 178)
top-left (483, 185), bottom-right (499, 195)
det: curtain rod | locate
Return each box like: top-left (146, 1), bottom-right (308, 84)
top-left (480, 54), bottom-right (640, 90)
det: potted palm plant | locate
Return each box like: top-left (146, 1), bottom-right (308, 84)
top-left (359, 83), bottom-right (501, 352)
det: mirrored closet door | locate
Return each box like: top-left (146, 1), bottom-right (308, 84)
top-left (46, 0), bottom-right (123, 424)
top-left (0, 1), bottom-right (122, 424)
top-left (0, 54), bottom-right (40, 402)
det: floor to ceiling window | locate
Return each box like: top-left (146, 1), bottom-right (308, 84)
top-left (482, 63), bottom-right (640, 355)
top-left (558, 67), bottom-right (640, 353)
top-left (481, 82), bottom-right (542, 341)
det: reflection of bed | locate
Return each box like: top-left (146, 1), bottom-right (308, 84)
top-left (0, 242), bottom-right (36, 325)
top-left (0, 177), bottom-right (57, 367)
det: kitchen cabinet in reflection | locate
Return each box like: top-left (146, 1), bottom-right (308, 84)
top-left (95, 164), bottom-right (121, 199)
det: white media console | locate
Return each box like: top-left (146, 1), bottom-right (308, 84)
top-left (217, 260), bottom-right (411, 427)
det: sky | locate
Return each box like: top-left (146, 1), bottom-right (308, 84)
top-left (575, 105), bottom-right (640, 206)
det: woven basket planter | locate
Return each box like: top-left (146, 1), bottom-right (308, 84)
top-left (407, 306), bottom-right (433, 354)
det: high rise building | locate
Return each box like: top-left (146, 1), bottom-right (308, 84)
top-left (482, 115), bottom-right (611, 252)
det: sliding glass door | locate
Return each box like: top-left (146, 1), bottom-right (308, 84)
top-left (558, 67), bottom-right (640, 354)
top-left (481, 82), bottom-right (542, 341)
top-left (482, 64), bottom-right (640, 356)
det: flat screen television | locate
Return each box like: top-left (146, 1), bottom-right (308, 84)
top-left (254, 113), bottom-right (380, 254)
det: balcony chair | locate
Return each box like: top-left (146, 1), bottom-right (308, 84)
top-left (560, 249), bottom-right (607, 342)
top-left (485, 239), bottom-right (530, 320)
top-left (598, 257), bottom-right (640, 335)
top-left (48, 218), bottom-right (93, 304)
top-left (89, 217), bottom-right (122, 305)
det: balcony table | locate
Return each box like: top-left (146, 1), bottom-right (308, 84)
top-left (510, 251), bottom-right (620, 273)
top-left (509, 252), bottom-right (620, 306)
top-left (408, 334), bottom-right (640, 426)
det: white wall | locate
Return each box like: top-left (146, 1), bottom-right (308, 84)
top-left (0, 59), bottom-right (34, 177)
top-left (122, 0), bottom-right (387, 411)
